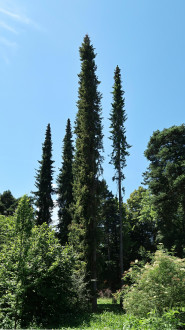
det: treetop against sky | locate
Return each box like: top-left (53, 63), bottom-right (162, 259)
top-left (1, 0), bottom-right (185, 203)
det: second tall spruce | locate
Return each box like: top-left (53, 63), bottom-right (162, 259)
top-left (109, 66), bottom-right (130, 283)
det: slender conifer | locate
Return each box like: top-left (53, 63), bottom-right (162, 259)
top-left (57, 118), bottom-right (74, 244)
top-left (34, 124), bottom-right (54, 225)
top-left (109, 66), bottom-right (130, 282)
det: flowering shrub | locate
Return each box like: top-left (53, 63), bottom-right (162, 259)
top-left (122, 249), bottom-right (185, 317)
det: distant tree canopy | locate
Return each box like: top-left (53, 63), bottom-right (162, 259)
top-left (0, 190), bottom-right (19, 216)
top-left (144, 125), bottom-right (185, 256)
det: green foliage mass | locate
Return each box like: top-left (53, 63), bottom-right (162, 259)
top-left (144, 125), bottom-right (185, 256)
top-left (0, 190), bottom-right (19, 216)
top-left (125, 187), bottom-right (157, 264)
top-left (0, 196), bottom-right (87, 329)
top-left (122, 249), bottom-right (185, 317)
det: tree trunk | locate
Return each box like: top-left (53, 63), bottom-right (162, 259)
top-left (90, 173), bottom-right (97, 312)
top-left (118, 165), bottom-right (123, 284)
top-left (91, 216), bottom-right (97, 312)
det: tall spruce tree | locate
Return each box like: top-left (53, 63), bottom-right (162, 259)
top-left (109, 66), bottom-right (130, 282)
top-left (34, 124), bottom-right (54, 225)
top-left (57, 118), bottom-right (74, 244)
top-left (70, 35), bottom-right (103, 311)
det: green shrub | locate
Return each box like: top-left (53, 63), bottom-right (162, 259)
top-left (0, 197), bottom-right (88, 329)
top-left (122, 249), bottom-right (185, 317)
top-left (20, 224), bottom-right (88, 328)
top-left (122, 309), bottom-right (185, 330)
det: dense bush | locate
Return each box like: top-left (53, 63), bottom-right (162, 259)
top-left (0, 196), bottom-right (88, 329)
top-left (122, 309), bottom-right (185, 330)
top-left (20, 225), bottom-right (88, 328)
top-left (122, 248), bottom-right (185, 317)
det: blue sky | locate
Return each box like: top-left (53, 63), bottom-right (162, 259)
top-left (1, 0), bottom-right (185, 211)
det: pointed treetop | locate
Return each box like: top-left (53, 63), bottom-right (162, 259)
top-left (79, 34), bottom-right (96, 61)
top-left (33, 123), bottom-right (54, 225)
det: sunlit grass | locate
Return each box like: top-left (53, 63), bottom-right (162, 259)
top-left (57, 298), bottom-right (184, 329)
top-left (98, 297), bottom-right (113, 304)
top-left (59, 298), bottom-right (124, 329)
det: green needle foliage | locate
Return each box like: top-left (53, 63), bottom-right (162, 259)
top-left (70, 35), bottom-right (103, 310)
top-left (33, 123), bottom-right (55, 225)
top-left (109, 66), bottom-right (130, 183)
top-left (109, 66), bottom-right (130, 280)
top-left (57, 118), bottom-right (74, 244)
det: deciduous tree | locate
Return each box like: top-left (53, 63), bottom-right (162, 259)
top-left (0, 190), bottom-right (18, 215)
top-left (144, 125), bottom-right (185, 256)
top-left (125, 187), bottom-right (157, 263)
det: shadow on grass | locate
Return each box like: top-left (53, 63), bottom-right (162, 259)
top-left (97, 302), bottom-right (122, 314)
top-left (57, 301), bottom-right (123, 329)
top-left (57, 312), bottom-right (93, 329)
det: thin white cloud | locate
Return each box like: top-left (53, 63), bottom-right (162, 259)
top-left (0, 1), bottom-right (42, 63)
top-left (0, 7), bottom-right (37, 28)
top-left (0, 7), bottom-right (23, 20)
top-left (0, 36), bottom-right (17, 48)
top-left (0, 20), bottom-right (18, 34)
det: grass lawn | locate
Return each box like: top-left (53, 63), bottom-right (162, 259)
top-left (56, 298), bottom-right (185, 330)
top-left (59, 298), bottom-right (126, 329)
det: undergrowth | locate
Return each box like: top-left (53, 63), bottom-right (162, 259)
top-left (57, 299), bottom-right (185, 329)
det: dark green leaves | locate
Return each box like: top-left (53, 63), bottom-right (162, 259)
top-left (144, 125), bottom-right (185, 255)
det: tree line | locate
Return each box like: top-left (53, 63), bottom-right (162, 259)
top-left (1, 34), bottom-right (185, 328)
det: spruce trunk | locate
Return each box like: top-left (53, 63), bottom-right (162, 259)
top-left (118, 165), bottom-right (123, 283)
